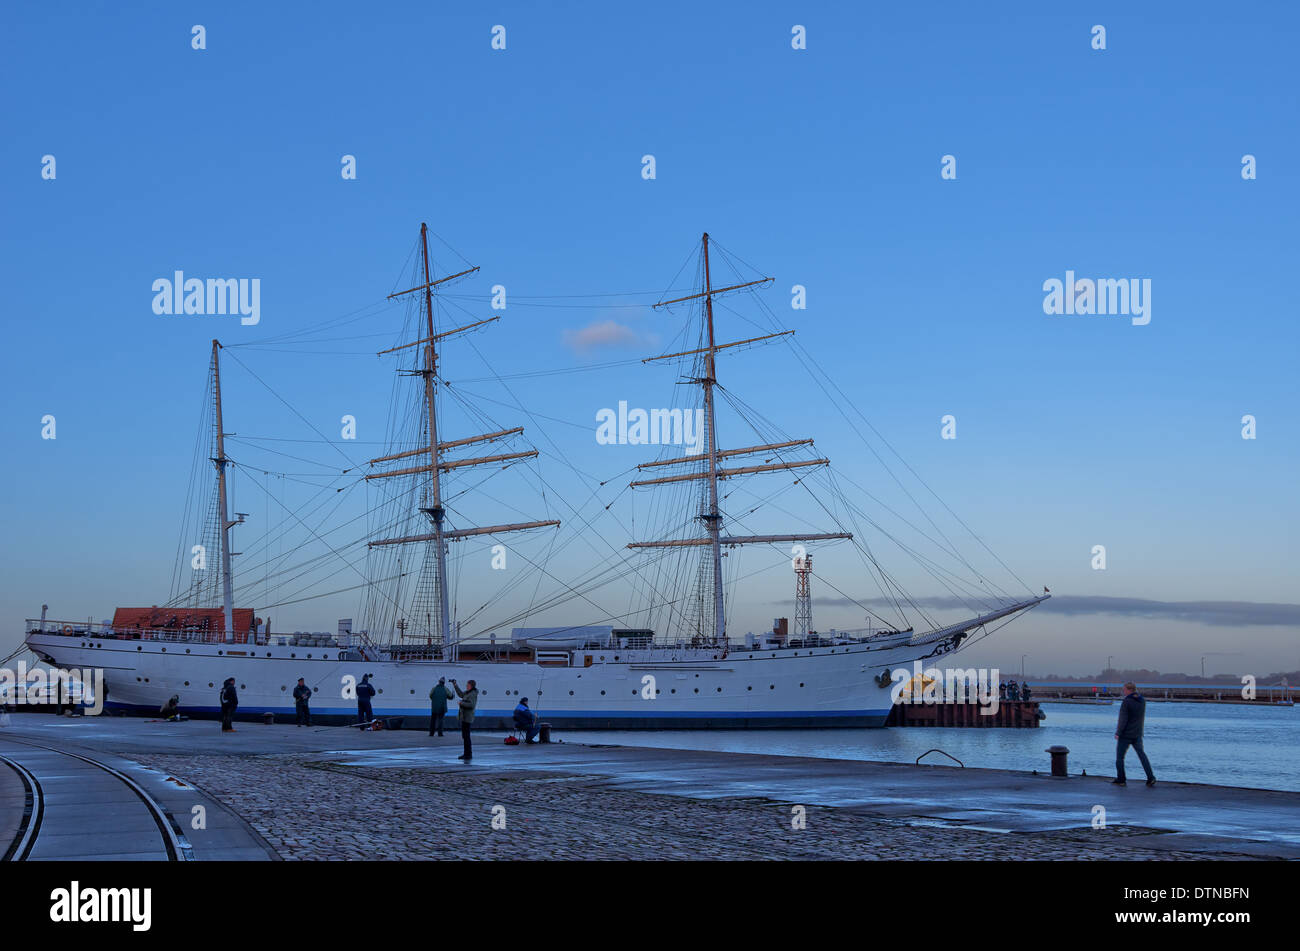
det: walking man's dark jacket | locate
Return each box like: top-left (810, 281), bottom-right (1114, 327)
top-left (292, 684), bottom-right (311, 705)
top-left (429, 682), bottom-right (452, 714)
top-left (220, 682), bottom-right (238, 709)
top-left (1116, 690), bottom-right (1146, 740)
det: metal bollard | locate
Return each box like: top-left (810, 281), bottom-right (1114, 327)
top-left (539, 722), bottom-right (552, 743)
top-left (1046, 745), bottom-right (1069, 777)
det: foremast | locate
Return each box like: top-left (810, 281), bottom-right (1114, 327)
top-left (365, 224), bottom-right (560, 650)
top-left (628, 233), bottom-right (851, 645)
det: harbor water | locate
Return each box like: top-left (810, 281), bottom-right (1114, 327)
top-left (570, 701), bottom-right (1300, 792)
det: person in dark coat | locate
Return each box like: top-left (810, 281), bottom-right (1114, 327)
top-left (429, 677), bottom-right (452, 737)
top-left (293, 678), bottom-right (312, 727)
top-left (451, 678), bottom-right (478, 761)
top-left (513, 697), bottom-right (539, 743)
top-left (219, 678), bottom-right (238, 732)
top-left (1113, 681), bottom-right (1156, 786)
top-left (356, 673), bottom-right (376, 723)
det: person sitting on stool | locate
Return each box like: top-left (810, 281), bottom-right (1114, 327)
top-left (513, 697), bottom-right (539, 744)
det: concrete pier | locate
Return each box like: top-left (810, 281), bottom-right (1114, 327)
top-left (1, 714), bottom-right (1296, 860)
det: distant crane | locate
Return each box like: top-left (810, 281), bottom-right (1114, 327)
top-left (1200, 651), bottom-right (1243, 678)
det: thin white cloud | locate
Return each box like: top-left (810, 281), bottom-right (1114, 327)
top-left (563, 318), bottom-right (654, 354)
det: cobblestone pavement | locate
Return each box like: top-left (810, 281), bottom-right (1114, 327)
top-left (139, 753), bottom-right (1253, 860)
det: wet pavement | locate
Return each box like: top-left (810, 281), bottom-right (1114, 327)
top-left (2, 714), bottom-right (1296, 859)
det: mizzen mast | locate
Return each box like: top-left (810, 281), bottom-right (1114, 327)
top-left (210, 339), bottom-right (237, 642)
top-left (628, 234), bottom-right (849, 645)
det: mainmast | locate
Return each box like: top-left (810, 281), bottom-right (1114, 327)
top-left (629, 234), bottom-right (850, 645)
top-left (365, 224), bottom-right (560, 649)
top-left (211, 339), bottom-right (236, 642)
top-left (419, 224), bottom-right (453, 647)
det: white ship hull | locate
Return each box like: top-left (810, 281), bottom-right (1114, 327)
top-left (24, 630), bottom-right (949, 729)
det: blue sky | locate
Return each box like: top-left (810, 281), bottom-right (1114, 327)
top-left (2, 1), bottom-right (1296, 676)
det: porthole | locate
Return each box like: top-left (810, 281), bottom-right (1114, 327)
top-left (599, 656), bottom-right (605, 661)
top-left (632, 689), bottom-right (638, 695)
top-left (671, 689), bottom-right (676, 694)
top-left (694, 688), bottom-right (699, 694)
top-left (716, 687), bottom-right (721, 692)
top-left (137, 646), bottom-right (142, 651)
top-left (695, 673), bottom-right (700, 678)
top-left (186, 649), bottom-right (191, 654)
top-left (184, 681), bottom-right (190, 686)
top-left (281, 686), bottom-right (286, 691)
top-left (569, 690), bottom-right (574, 696)
top-left (144, 677), bottom-right (150, 682)
top-left (409, 690), bottom-right (414, 695)
top-left (769, 685), bottom-right (775, 690)
top-left (747, 686), bottom-right (753, 691)
top-left (241, 684), bottom-right (246, 689)
top-left (208, 682), bottom-right (214, 688)
top-left (161, 648), bottom-right (166, 653)
top-left (136, 677), bottom-right (142, 682)
top-left (307, 653), bottom-right (312, 658)
top-left (800, 683), bottom-right (805, 688)
top-left (218, 650), bottom-right (223, 656)
top-left (291, 653), bottom-right (296, 658)
top-left (377, 689), bottom-right (383, 694)
top-left (600, 690), bottom-right (606, 696)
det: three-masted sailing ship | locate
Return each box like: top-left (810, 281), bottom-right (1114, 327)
top-left (26, 225), bottom-right (1048, 728)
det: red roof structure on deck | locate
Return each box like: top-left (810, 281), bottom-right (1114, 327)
top-left (112, 607), bottom-right (257, 642)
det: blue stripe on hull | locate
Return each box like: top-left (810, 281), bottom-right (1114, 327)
top-left (105, 701), bottom-right (891, 730)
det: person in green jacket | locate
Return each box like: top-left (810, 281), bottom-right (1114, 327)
top-left (428, 677), bottom-right (453, 737)
top-left (450, 678), bottom-right (477, 761)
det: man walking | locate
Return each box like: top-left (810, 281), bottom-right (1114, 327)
top-left (429, 676), bottom-right (452, 737)
top-left (1113, 681), bottom-right (1156, 787)
top-left (451, 678), bottom-right (478, 761)
top-left (293, 678), bottom-right (312, 727)
top-left (219, 678), bottom-right (238, 733)
top-left (356, 673), bottom-right (376, 724)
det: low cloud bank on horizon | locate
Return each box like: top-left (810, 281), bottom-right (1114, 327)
top-left (812, 595), bottom-right (1300, 628)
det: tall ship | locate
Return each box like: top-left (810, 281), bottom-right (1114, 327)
top-left (25, 225), bottom-right (1047, 729)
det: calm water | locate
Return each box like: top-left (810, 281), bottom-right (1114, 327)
top-left (570, 701), bottom-right (1300, 792)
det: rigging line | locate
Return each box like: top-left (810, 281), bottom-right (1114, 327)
top-left (236, 462), bottom-right (409, 618)
top-left (232, 478), bottom-right (370, 592)
top-left (773, 332), bottom-right (990, 586)
top-left (226, 299), bottom-right (399, 349)
top-left (449, 357), bottom-right (645, 384)
top-left (725, 287), bottom-right (984, 582)
top-left (226, 438), bottom-right (356, 473)
top-left (819, 464), bottom-right (1012, 602)
top-left (231, 436), bottom-right (420, 445)
top-left (780, 461), bottom-right (997, 620)
top-left (257, 571), bottom-right (410, 610)
top-left (716, 380), bottom-right (1003, 604)
top-left (444, 385), bottom-right (594, 432)
top-left (442, 289), bottom-right (685, 301)
top-left (450, 344), bottom-right (684, 612)
top-left (743, 284), bottom-right (1030, 596)
top-left (232, 348), bottom-right (390, 356)
top-left (219, 348), bottom-right (364, 472)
